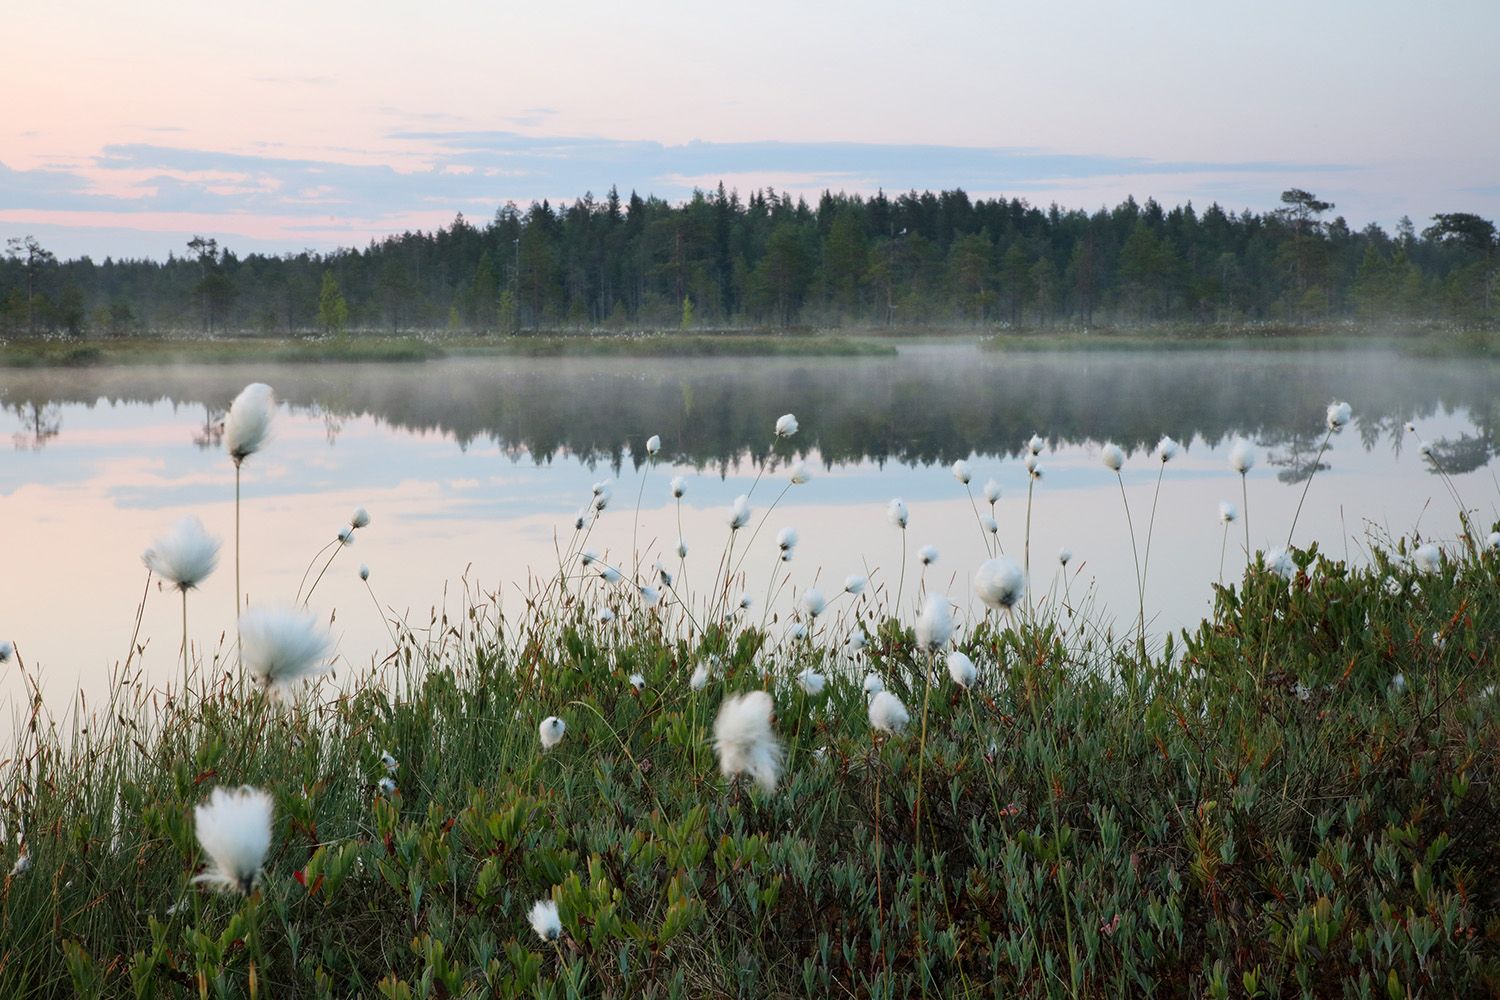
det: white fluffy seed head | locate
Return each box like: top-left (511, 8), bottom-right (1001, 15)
top-left (142, 515), bottom-right (221, 591)
top-left (1488, 531), bottom-right (1500, 551)
top-left (1413, 543), bottom-right (1442, 574)
top-left (952, 460), bottom-right (971, 484)
top-left (800, 588), bottom-right (827, 618)
top-left (337, 526), bottom-right (355, 546)
top-left (1229, 439), bottom-right (1257, 474)
top-left (738, 592), bottom-right (753, 611)
top-left (670, 476), bottom-right (686, 499)
top-left (947, 650), bottom-right (977, 688)
top-left (193, 785), bottom-right (273, 894)
top-left (0, 641), bottom-right (12, 663)
top-left (358, 563), bottom-right (370, 581)
top-left (225, 383), bottom-right (274, 464)
top-left (918, 545), bottom-right (939, 566)
top-left (676, 537), bottom-right (689, 559)
top-left (887, 498), bottom-right (909, 529)
top-left (789, 461), bottom-right (811, 485)
top-left (1218, 500), bottom-right (1238, 524)
top-left (1058, 547), bottom-right (1072, 566)
top-left (639, 585), bottom-right (662, 608)
top-left (846, 631), bottom-right (868, 656)
top-left (981, 515), bottom-right (999, 534)
top-left (1156, 436), bottom-right (1180, 462)
top-left (1101, 443), bottom-right (1125, 472)
top-left (1026, 433), bottom-right (1045, 455)
top-left (1029, 462), bottom-right (1044, 480)
top-left (983, 478), bottom-right (1002, 503)
top-left (380, 751), bottom-right (398, 774)
top-left (629, 673), bottom-right (646, 691)
top-left (597, 607), bottom-right (615, 623)
top-left (239, 606), bottom-right (335, 695)
top-left (539, 716), bottom-right (566, 751)
top-left (729, 495), bottom-right (752, 530)
top-left (529, 898), bottom-right (562, 941)
top-left (843, 574), bottom-right (867, 595)
top-left (1418, 441), bottom-right (1433, 457)
top-left (599, 566), bottom-right (622, 584)
top-left (1326, 401), bottom-right (1352, 431)
top-left (349, 506), bottom-right (371, 529)
top-left (1265, 548), bottom-right (1295, 581)
top-left (775, 413), bottom-right (799, 438)
top-left (915, 593), bottom-right (955, 652)
top-left (377, 777), bottom-right (397, 797)
top-left (974, 557), bottom-right (1026, 610)
top-left (798, 669), bottom-right (826, 695)
top-left (713, 690), bottom-right (783, 793)
top-left (777, 526), bottom-right (799, 552)
top-left (868, 690), bottom-right (910, 733)
top-left (690, 663), bottom-right (710, 691)
top-left (646, 434), bottom-right (662, 456)
top-left (862, 672), bottom-right (884, 696)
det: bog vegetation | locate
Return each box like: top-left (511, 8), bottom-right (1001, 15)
top-left (2, 393), bottom-right (1499, 998)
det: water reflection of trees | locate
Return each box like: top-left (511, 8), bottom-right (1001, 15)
top-left (1, 349), bottom-right (1496, 472)
top-left (9, 401), bottom-right (61, 451)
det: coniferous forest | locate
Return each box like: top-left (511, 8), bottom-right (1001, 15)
top-left (2, 186), bottom-right (1496, 337)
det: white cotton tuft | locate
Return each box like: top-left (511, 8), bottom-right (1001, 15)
top-left (1218, 500), bottom-right (1238, 524)
top-left (380, 751), bottom-right (398, 774)
top-left (1488, 531), bottom-right (1500, 551)
top-left (1026, 434), bottom-right (1045, 455)
top-left (800, 588), bottom-right (826, 619)
top-left (337, 526), bottom-right (355, 547)
top-left (1412, 543), bottom-right (1442, 574)
top-left (597, 607), bottom-right (615, 623)
top-left (868, 690), bottom-right (910, 733)
top-left (974, 557), bottom-right (1026, 610)
top-left (377, 777), bottom-right (397, 797)
top-left (1418, 440), bottom-right (1433, 457)
top-left (983, 478), bottom-right (1002, 504)
top-left (629, 673), bottom-right (646, 691)
top-left (862, 672), bottom-right (884, 696)
top-left (737, 592), bottom-right (753, 611)
top-left (947, 650), bottom-right (977, 688)
top-left (775, 413), bottom-right (799, 438)
top-left (0, 641), bottom-right (12, 664)
top-left (1029, 462), bottom-right (1044, 480)
top-left (1326, 401), bottom-right (1352, 431)
top-left (1229, 439), bottom-right (1257, 474)
top-left (845, 631), bottom-right (868, 657)
top-left (599, 565), bottom-right (622, 584)
top-left (639, 585), bottom-right (662, 607)
top-left (798, 669), bottom-right (826, 695)
top-left (676, 537), bottom-right (689, 559)
top-left (1265, 548), bottom-right (1295, 581)
top-left (193, 785), bottom-right (273, 894)
top-left (142, 516), bottom-right (221, 591)
top-left (646, 434), bottom-right (662, 456)
top-left (914, 593), bottom-right (954, 651)
top-left (887, 498), bottom-right (909, 529)
top-left (712, 691), bottom-right (783, 793)
top-left (670, 476), bottom-right (686, 499)
top-left (1155, 436), bottom-right (1180, 462)
top-left (1101, 443), bottom-right (1125, 472)
top-left (529, 898), bottom-right (562, 941)
top-left (539, 716), bottom-right (566, 751)
top-left (1058, 547), bottom-right (1072, 566)
top-left (952, 460), bottom-right (971, 484)
top-left (690, 663), bottom-right (710, 691)
top-left (789, 461), bottom-right (811, 485)
top-left (843, 574), bottom-right (867, 595)
top-left (225, 383), bottom-right (274, 464)
top-left (729, 495), bottom-right (752, 530)
top-left (349, 506), bottom-right (371, 529)
top-left (918, 545), bottom-right (939, 566)
top-left (777, 526), bottom-right (799, 552)
top-left (239, 606), bottom-right (334, 695)
top-left (358, 564), bottom-right (370, 581)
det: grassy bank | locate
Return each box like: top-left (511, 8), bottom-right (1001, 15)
top-left (979, 323), bottom-right (1496, 356)
top-left (0, 331), bottom-right (892, 368)
top-left (3, 528), bottom-right (1498, 997)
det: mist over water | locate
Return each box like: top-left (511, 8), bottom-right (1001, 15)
top-left (2, 343), bottom-right (1496, 704)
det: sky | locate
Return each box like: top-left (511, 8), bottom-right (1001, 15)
top-left (4, 0), bottom-right (1497, 260)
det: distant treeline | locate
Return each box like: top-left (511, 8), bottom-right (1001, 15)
top-left (2, 187), bottom-right (1497, 337)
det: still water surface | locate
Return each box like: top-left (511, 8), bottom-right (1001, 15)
top-left (2, 344), bottom-right (1496, 706)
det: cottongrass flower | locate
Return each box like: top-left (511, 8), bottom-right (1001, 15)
top-left (690, 663), bottom-right (711, 691)
top-left (377, 777), bottom-right (397, 797)
top-left (1229, 439), bottom-right (1257, 474)
top-left (712, 690), bottom-right (783, 793)
top-left (9, 852), bottom-right (29, 877)
top-left (1418, 440), bottom-right (1433, 457)
top-left (599, 565), bottom-right (622, 584)
top-left (1026, 433), bottom-right (1045, 455)
top-left (337, 526), bottom-right (355, 546)
top-left (862, 673), bottom-right (884, 696)
top-left (952, 460), bottom-right (971, 484)
top-left (983, 478), bottom-right (1002, 504)
top-left (799, 588), bottom-right (826, 619)
top-left (239, 605), bottom-right (335, 697)
top-left (1155, 436), bottom-right (1180, 462)
top-left (1326, 401), bottom-right (1352, 431)
top-left (358, 564), bottom-right (370, 581)
top-left (646, 434), bottom-right (662, 456)
top-left (918, 545), bottom-right (939, 566)
top-left (1413, 543), bottom-right (1442, 573)
top-left (0, 641), bottom-right (11, 664)
top-left (974, 556), bottom-right (1026, 610)
top-left (1024, 453), bottom-right (1039, 474)
top-left (349, 506), bottom-right (371, 529)
top-left (1100, 443), bottom-right (1125, 471)
top-left (629, 673), bottom-right (646, 691)
top-left (846, 631), bottom-right (868, 656)
top-left (539, 716), bottom-right (566, 751)
top-left (843, 574), bottom-right (867, 595)
top-left (638, 585), bottom-right (662, 608)
top-left (729, 495), bottom-right (752, 530)
top-left (143, 516), bottom-right (221, 591)
top-left (670, 476), bottom-right (686, 499)
top-left (775, 413), bottom-right (799, 438)
top-left (868, 690), bottom-right (910, 733)
top-left (737, 592), bottom-right (753, 612)
top-left (676, 537), bottom-right (689, 559)
top-left (225, 383), bottom-right (274, 465)
top-left (1028, 462), bottom-right (1044, 480)
top-left (597, 607), bottom-right (615, 623)
top-left (580, 549), bottom-right (598, 566)
top-left (981, 515), bottom-right (998, 535)
top-left (947, 650), bottom-right (977, 688)
top-left (529, 899), bottom-right (562, 942)
top-left (788, 622), bottom-right (807, 641)
top-left (1059, 547), bottom-right (1072, 566)
top-left (1265, 548), bottom-right (1296, 581)
top-left (789, 461), bottom-right (811, 484)
top-left (887, 498), bottom-right (909, 529)
top-left (1218, 501), bottom-right (1238, 523)
top-left (777, 526), bottom-right (799, 555)
top-left (379, 751), bottom-right (398, 774)
top-left (1390, 673), bottom-right (1407, 694)
top-left (1488, 531), bottom-right (1500, 550)
top-left (915, 593), bottom-right (954, 652)
top-left (798, 669), bottom-right (826, 695)
top-left (193, 785), bottom-right (273, 894)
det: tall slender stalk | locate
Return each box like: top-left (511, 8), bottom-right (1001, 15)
top-left (1241, 472), bottom-right (1251, 560)
top-left (1286, 425), bottom-right (1334, 547)
top-left (1141, 459), bottom-right (1167, 597)
top-left (1114, 471), bottom-right (1146, 653)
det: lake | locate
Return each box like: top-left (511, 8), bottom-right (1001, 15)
top-left (2, 343), bottom-right (1496, 707)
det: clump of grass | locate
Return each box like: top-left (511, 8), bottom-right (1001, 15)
top-left (3, 523), bottom-right (1499, 997)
